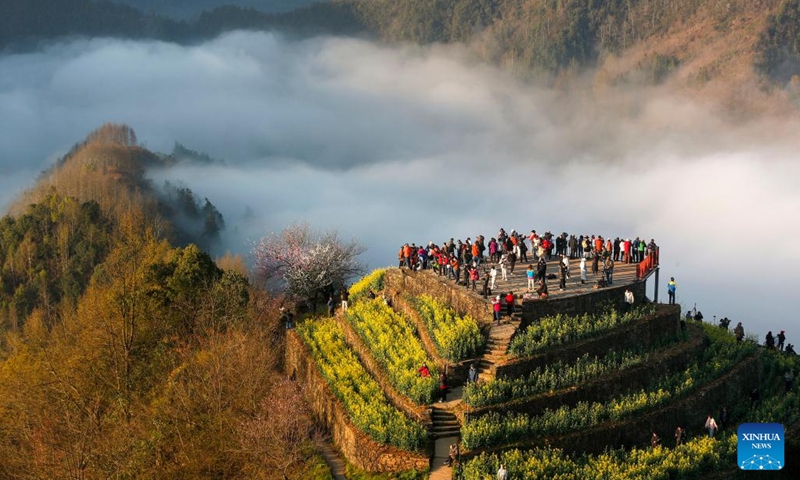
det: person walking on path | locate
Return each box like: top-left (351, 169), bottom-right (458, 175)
top-left (675, 426), bottom-right (685, 447)
top-left (766, 331), bottom-right (776, 350)
top-left (505, 292), bottom-right (515, 317)
top-left (327, 295), bottom-right (335, 317)
top-left (705, 414), bottom-right (718, 438)
top-left (439, 371), bottom-right (448, 403)
top-left (340, 287), bottom-right (349, 313)
top-left (499, 254), bottom-right (508, 281)
top-left (668, 277), bottom-right (677, 304)
top-left (492, 295), bottom-right (502, 325)
top-left (651, 431), bottom-right (661, 448)
top-left (489, 266), bottom-right (498, 291)
top-left (778, 330), bottom-right (786, 351)
top-left (580, 257), bottom-right (587, 284)
top-left (468, 363), bottom-right (478, 384)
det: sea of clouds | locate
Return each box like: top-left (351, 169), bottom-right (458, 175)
top-left (1, 31), bottom-right (798, 337)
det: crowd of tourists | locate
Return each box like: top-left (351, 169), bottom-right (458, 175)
top-left (397, 229), bottom-right (659, 299)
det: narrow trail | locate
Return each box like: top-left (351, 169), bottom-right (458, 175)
top-left (320, 441), bottom-right (347, 480)
top-left (428, 310), bottom-right (522, 479)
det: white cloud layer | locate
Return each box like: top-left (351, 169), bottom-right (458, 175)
top-left (1, 31), bottom-right (799, 338)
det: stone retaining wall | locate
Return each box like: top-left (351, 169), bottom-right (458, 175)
top-left (465, 327), bottom-right (706, 420)
top-left (519, 279), bottom-right (648, 331)
top-left (285, 330), bottom-right (430, 473)
top-left (494, 305), bottom-right (681, 379)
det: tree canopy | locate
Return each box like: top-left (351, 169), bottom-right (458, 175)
top-left (252, 222), bottom-right (366, 307)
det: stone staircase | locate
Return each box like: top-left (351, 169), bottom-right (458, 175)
top-left (428, 402), bottom-right (462, 480)
top-left (429, 406), bottom-right (461, 439)
top-left (475, 306), bottom-right (522, 381)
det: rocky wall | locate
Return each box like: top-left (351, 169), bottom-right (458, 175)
top-left (284, 330), bottom-right (430, 473)
top-left (519, 279), bottom-right (648, 330)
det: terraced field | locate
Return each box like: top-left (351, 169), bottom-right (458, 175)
top-left (290, 268), bottom-right (799, 479)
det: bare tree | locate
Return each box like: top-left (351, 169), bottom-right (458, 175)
top-left (252, 223), bottom-right (365, 309)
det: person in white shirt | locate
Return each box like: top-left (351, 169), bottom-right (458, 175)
top-left (625, 289), bottom-right (634, 306)
top-left (705, 414), bottom-right (718, 438)
top-left (497, 464), bottom-right (508, 480)
top-left (580, 257), bottom-right (587, 284)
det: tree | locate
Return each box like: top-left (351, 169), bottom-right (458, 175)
top-left (251, 223), bottom-right (365, 309)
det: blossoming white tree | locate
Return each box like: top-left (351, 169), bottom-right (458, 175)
top-left (252, 223), bottom-right (365, 309)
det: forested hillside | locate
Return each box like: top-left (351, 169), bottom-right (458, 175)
top-left (0, 125), bottom-right (327, 478)
top-left (4, 0), bottom-right (800, 95)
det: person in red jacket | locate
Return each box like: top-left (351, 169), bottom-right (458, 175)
top-left (623, 238), bottom-right (631, 263)
top-left (505, 291), bottom-right (515, 317)
top-left (469, 266), bottom-right (479, 291)
top-left (492, 295), bottom-right (502, 325)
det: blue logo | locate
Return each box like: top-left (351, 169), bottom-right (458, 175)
top-left (738, 423), bottom-right (784, 470)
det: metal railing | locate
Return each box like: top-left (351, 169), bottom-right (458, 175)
top-left (636, 247), bottom-right (659, 280)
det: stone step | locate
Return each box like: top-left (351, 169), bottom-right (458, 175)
top-left (431, 428), bottom-right (461, 438)
top-left (431, 423), bottom-right (461, 430)
top-left (431, 409), bottom-right (456, 420)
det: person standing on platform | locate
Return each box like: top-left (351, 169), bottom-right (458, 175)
top-left (667, 277), bottom-right (677, 304)
top-left (580, 257), bottom-right (587, 284)
top-left (526, 264), bottom-right (536, 291)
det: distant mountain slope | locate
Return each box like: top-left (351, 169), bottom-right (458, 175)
top-left (116, 0), bottom-right (322, 19)
top-left (3, 0), bottom-right (800, 103)
top-left (12, 124), bottom-right (227, 252)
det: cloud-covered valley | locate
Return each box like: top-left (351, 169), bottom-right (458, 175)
top-left (1, 31), bottom-right (798, 335)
